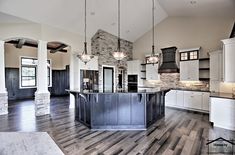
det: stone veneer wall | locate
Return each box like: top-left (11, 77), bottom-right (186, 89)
top-left (145, 73), bottom-right (209, 91)
top-left (91, 30), bottom-right (133, 91)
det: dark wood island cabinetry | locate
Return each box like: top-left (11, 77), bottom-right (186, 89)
top-left (67, 90), bottom-right (169, 130)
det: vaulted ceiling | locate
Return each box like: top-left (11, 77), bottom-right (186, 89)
top-left (0, 0), bottom-right (234, 42)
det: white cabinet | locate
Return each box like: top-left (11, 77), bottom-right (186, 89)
top-left (146, 64), bottom-right (159, 81)
top-left (222, 38), bottom-right (235, 82)
top-left (184, 91), bottom-right (202, 110)
top-left (180, 60), bottom-right (199, 81)
top-left (127, 60), bottom-right (141, 75)
top-left (176, 90), bottom-right (184, 107)
top-left (165, 90), bottom-right (177, 107)
top-left (202, 92), bottom-right (210, 111)
top-left (209, 50), bottom-right (223, 81)
top-left (210, 97), bottom-right (235, 131)
top-left (78, 56), bottom-right (98, 71)
top-left (165, 90), bottom-right (209, 113)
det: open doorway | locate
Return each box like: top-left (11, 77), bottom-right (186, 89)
top-left (103, 66), bottom-right (114, 93)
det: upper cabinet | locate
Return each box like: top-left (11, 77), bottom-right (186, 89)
top-left (222, 38), bottom-right (235, 83)
top-left (179, 48), bottom-right (200, 81)
top-left (78, 56), bottom-right (98, 71)
top-left (146, 64), bottom-right (159, 81)
top-left (127, 60), bottom-right (141, 75)
top-left (209, 50), bottom-right (223, 81)
top-left (180, 60), bottom-right (199, 81)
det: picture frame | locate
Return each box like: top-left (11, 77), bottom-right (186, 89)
top-left (230, 22), bottom-right (235, 38)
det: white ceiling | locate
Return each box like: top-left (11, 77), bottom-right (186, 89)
top-left (0, 0), bottom-right (167, 42)
top-left (0, 12), bottom-right (32, 23)
top-left (158, 0), bottom-right (235, 17)
top-left (0, 0), bottom-right (234, 42)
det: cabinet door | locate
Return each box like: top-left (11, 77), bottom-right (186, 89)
top-left (127, 61), bottom-right (133, 74)
top-left (146, 64), bottom-right (159, 80)
top-left (117, 94), bottom-right (131, 125)
top-left (188, 60), bottom-right (199, 81)
top-left (131, 94), bottom-right (145, 125)
top-left (202, 92), bottom-right (210, 111)
top-left (176, 90), bottom-right (184, 107)
top-left (91, 94), bottom-right (105, 126)
top-left (210, 52), bottom-right (220, 81)
top-left (103, 94), bottom-right (117, 125)
top-left (180, 61), bottom-right (189, 81)
top-left (180, 61), bottom-right (199, 81)
top-left (223, 43), bottom-right (235, 82)
top-left (190, 92), bottom-right (202, 110)
top-left (165, 90), bottom-right (177, 106)
top-left (183, 91), bottom-right (191, 108)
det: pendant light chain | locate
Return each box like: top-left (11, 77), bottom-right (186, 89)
top-left (118, 0), bottom-right (121, 52)
top-left (85, 0), bottom-right (87, 43)
top-left (152, 0), bottom-right (155, 55)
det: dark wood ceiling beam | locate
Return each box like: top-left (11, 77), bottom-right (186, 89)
top-left (15, 39), bottom-right (26, 49)
top-left (5, 40), bottom-right (68, 53)
top-left (50, 44), bottom-right (68, 53)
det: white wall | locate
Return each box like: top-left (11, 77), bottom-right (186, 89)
top-left (5, 44), bottom-right (69, 70)
top-left (133, 17), bottom-right (235, 60)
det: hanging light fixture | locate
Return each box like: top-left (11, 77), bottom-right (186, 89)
top-left (147, 0), bottom-right (159, 64)
top-left (77, 0), bottom-right (94, 64)
top-left (112, 0), bottom-right (127, 61)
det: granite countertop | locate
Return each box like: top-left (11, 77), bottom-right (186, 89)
top-left (210, 92), bottom-right (235, 100)
top-left (66, 89), bottom-right (170, 94)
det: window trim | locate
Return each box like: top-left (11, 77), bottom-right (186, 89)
top-left (19, 56), bottom-right (52, 89)
top-left (180, 51), bottom-right (199, 61)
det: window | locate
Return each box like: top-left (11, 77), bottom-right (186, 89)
top-left (180, 52), bottom-right (188, 61)
top-left (189, 51), bottom-right (198, 60)
top-left (180, 51), bottom-right (198, 61)
top-left (20, 57), bottom-right (52, 88)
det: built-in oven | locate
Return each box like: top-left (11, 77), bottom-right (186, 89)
top-left (128, 75), bottom-right (138, 92)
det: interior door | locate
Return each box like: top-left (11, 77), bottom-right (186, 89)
top-left (103, 67), bottom-right (114, 92)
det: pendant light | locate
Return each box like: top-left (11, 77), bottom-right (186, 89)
top-left (112, 0), bottom-right (127, 61)
top-left (78, 0), bottom-right (94, 64)
top-left (147, 0), bottom-right (159, 64)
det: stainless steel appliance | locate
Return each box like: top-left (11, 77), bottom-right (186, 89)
top-left (128, 75), bottom-right (138, 92)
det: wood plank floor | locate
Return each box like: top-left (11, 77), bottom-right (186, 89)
top-left (0, 96), bottom-right (234, 155)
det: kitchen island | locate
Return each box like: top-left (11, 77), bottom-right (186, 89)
top-left (67, 89), bottom-right (169, 130)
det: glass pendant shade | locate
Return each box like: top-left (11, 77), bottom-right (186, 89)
top-left (78, 42), bottom-right (94, 64)
top-left (112, 51), bottom-right (126, 61)
top-left (148, 45), bottom-right (159, 64)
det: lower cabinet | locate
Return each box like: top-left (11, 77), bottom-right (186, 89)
top-left (210, 97), bottom-right (235, 131)
top-left (165, 90), bottom-right (209, 113)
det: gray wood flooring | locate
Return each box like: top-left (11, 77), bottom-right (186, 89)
top-left (0, 96), bottom-right (234, 155)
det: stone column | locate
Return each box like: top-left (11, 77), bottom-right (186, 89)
top-left (35, 40), bottom-right (50, 116)
top-left (0, 41), bottom-right (8, 115)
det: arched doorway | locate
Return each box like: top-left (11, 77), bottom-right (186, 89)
top-left (1, 38), bottom-right (71, 116)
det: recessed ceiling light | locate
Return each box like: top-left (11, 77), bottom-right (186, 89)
top-left (190, 0), bottom-right (197, 5)
top-left (90, 12), bottom-right (95, 15)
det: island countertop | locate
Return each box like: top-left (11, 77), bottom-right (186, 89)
top-left (66, 89), bottom-right (170, 94)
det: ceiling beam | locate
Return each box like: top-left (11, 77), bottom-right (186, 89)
top-left (5, 40), bottom-right (68, 53)
top-left (15, 39), bottom-right (26, 49)
top-left (50, 44), bottom-right (68, 53)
